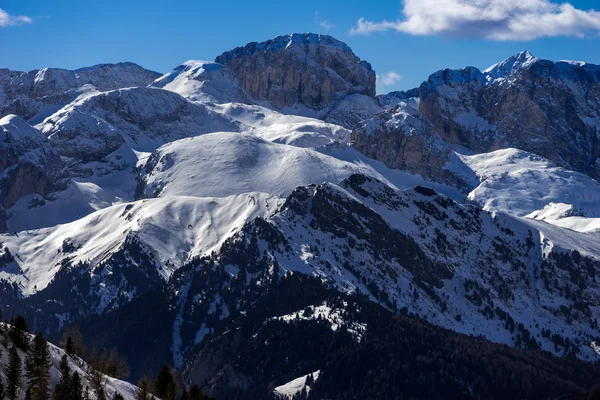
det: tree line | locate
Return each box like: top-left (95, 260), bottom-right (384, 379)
top-left (0, 308), bottom-right (213, 400)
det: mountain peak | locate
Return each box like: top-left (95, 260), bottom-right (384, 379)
top-left (214, 32), bottom-right (376, 110)
top-left (484, 50), bottom-right (538, 81)
top-left (215, 32), bottom-right (355, 65)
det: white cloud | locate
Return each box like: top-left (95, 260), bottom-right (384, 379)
top-left (320, 20), bottom-right (335, 31)
top-left (349, 0), bottom-right (600, 40)
top-left (379, 72), bottom-right (402, 86)
top-left (315, 12), bottom-right (335, 32)
top-left (0, 8), bottom-right (32, 27)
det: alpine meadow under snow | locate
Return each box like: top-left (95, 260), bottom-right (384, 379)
top-left (0, 32), bottom-right (600, 399)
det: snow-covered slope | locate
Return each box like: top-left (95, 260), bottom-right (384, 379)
top-left (37, 87), bottom-right (239, 161)
top-left (0, 327), bottom-right (138, 400)
top-left (138, 131), bottom-right (462, 201)
top-left (273, 371), bottom-right (320, 399)
top-left (150, 60), bottom-right (248, 104)
top-left (164, 174), bottom-right (600, 373)
top-left (0, 193), bottom-right (278, 297)
top-left (212, 103), bottom-right (350, 148)
top-left (460, 148), bottom-right (600, 232)
top-left (0, 63), bottom-right (161, 124)
top-left (140, 132), bottom-right (366, 199)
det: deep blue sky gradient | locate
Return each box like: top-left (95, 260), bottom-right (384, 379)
top-left (1, 0), bottom-right (599, 91)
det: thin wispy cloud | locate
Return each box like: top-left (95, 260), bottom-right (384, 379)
top-left (349, 0), bottom-right (600, 40)
top-left (315, 12), bottom-right (335, 32)
top-left (0, 8), bottom-right (32, 27)
top-left (379, 72), bottom-right (402, 86)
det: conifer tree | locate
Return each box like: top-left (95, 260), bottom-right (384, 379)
top-left (135, 378), bottom-right (153, 400)
top-left (70, 372), bottom-right (83, 400)
top-left (53, 354), bottom-right (71, 400)
top-left (6, 345), bottom-right (21, 400)
top-left (154, 365), bottom-right (177, 400)
top-left (112, 392), bottom-right (124, 400)
top-left (25, 333), bottom-right (52, 400)
top-left (65, 337), bottom-right (74, 356)
top-left (181, 389), bottom-right (189, 400)
top-left (189, 385), bottom-right (213, 400)
top-left (9, 315), bottom-right (29, 350)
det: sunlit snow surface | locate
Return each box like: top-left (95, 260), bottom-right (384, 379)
top-left (274, 370), bottom-right (320, 399)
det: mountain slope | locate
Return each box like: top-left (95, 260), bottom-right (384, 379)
top-left (0, 326), bottom-right (139, 400)
top-left (0, 63), bottom-right (161, 124)
top-left (150, 60), bottom-right (249, 104)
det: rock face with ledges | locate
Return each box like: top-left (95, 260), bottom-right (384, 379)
top-left (419, 51), bottom-right (600, 179)
top-left (351, 101), bottom-right (468, 188)
top-left (215, 33), bottom-right (376, 111)
top-left (0, 115), bottom-right (64, 229)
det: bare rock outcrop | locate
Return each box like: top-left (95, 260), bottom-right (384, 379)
top-left (351, 102), bottom-right (468, 188)
top-left (419, 51), bottom-right (600, 179)
top-left (215, 33), bottom-right (376, 111)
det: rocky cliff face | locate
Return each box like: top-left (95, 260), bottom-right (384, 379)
top-left (351, 101), bottom-right (469, 188)
top-left (419, 51), bottom-right (600, 179)
top-left (0, 115), bottom-right (64, 230)
top-left (215, 33), bottom-right (376, 111)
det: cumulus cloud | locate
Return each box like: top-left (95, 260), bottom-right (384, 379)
top-left (349, 0), bottom-right (600, 40)
top-left (379, 72), bottom-right (402, 86)
top-left (0, 8), bottom-right (32, 27)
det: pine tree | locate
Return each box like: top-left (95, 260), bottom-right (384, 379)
top-left (105, 348), bottom-right (130, 379)
top-left (60, 326), bottom-right (84, 357)
top-left (9, 315), bottom-right (29, 350)
top-left (135, 378), bottom-right (153, 400)
top-left (53, 354), bottom-right (71, 400)
top-left (65, 337), bottom-right (74, 356)
top-left (181, 389), bottom-right (190, 400)
top-left (189, 385), bottom-right (212, 400)
top-left (6, 345), bottom-right (21, 400)
top-left (25, 333), bottom-right (52, 400)
top-left (112, 392), bottom-right (124, 400)
top-left (70, 373), bottom-right (83, 400)
top-left (154, 365), bottom-right (177, 400)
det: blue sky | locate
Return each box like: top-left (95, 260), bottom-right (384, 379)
top-left (1, 0), bottom-right (600, 92)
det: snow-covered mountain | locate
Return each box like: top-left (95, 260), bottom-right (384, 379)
top-left (150, 60), bottom-right (249, 104)
top-left (1, 32), bottom-right (600, 399)
top-left (419, 51), bottom-right (600, 180)
top-left (0, 63), bottom-right (161, 125)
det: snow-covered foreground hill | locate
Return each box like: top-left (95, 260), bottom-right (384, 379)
top-left (0, 327), bottom-right (138, 400)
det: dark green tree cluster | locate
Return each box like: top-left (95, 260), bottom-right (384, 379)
top-left (153, 365), bottom-right (177, 400)
top-left (6, 345), bottom-right (21, 400)
top-left (25, 333), bottom-right (52, 400)
top-left (181, 385), bottom-right (214, 400)
top-left (53, 354), bottom-right (83, 400)
top-left (8, 315), bottom-right (29, 350)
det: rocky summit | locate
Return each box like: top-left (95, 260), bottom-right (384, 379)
top-left (216, 33), bottom-right (377, 111)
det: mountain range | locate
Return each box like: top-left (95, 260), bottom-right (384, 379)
top-left (0, 32), bottom-right (599, 399)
